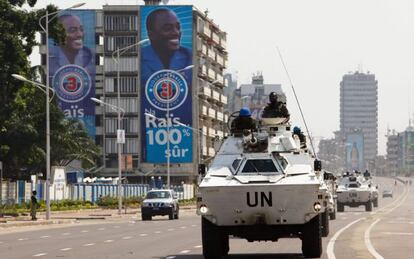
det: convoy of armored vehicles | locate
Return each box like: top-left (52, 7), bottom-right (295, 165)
top-left (141, 91), bottom-right (381, 258)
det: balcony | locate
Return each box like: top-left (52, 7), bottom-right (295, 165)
top-left (208, 147), bottom-right (215, 157)
top-left (199, 85), bottom-right (211, 98)
top-left (216, 130), bottom-right (224, 138)
top-left (212, 90), bottom-right (220, 102)
top-left (211, 31), bottom-right (220, 45)
top-left (208, 108), bottom-right (216, 120)
top-left (202, 146), bottom-right (208, 156)
top-left (220, 94), bottom-right (228, 105)
top-left (201, 105), bottom-right (208, 117)
top-left (197, 20), bottom-right (211, 39)
top-left (207, 68), bottom-right (216, 81)
top-left (217, 111), bottom-right (224, 122)
top-left (208, 128), bottom-right (216, 138)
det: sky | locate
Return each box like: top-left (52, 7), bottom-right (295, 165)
top-left (29, 0), bottom-right (414, 155)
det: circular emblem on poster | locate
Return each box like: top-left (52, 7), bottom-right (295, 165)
top-left (145, 69), bottom-right (188, 111)
top-left (52, 65), bottom-right (91, 103)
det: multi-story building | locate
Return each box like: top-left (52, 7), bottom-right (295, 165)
top-left (236, 73), bottom-right (285, 118)
top-left (340, 71), bottom-right (378, 171)
top-left (317, 131), bottom-right (345, 175)
top-left (386, 129), bottom-right (399, 176)
top-left (223, 73), bottom-right (238, 113)
top-left (397, 127), bottom-right (414, 176)
top-left (40, 2), bottom-right (228, 184)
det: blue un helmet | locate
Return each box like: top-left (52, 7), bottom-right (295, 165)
top-left (239, 107), bottom-right (251, 117)
top-left (293, 126), bottom-right (301, 134)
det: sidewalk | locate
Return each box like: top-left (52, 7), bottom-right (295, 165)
top-left (0, 206), bottom-right (196, 228)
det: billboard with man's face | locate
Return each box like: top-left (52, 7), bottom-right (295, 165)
top-left (140, 6), bottom-right (193, 163)
top-left (346, 133), bottom-right (364, 171)
top-left (48, 10), bottom-right (96, 139)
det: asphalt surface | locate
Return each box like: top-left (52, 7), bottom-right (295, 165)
top-left (0, 177), bottom-right (411, 259)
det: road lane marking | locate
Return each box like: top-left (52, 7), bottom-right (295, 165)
top-left (18, 238), bottom-right (28, 241)
top-left (98, 228), bottom-right (105, 230)
top-left (104, 240), bottom-right (114, 243)
top-left (327, 217), bottom-right (365, 259)
top-left (155, 231), bottom-right (161, 234)
top-left (33, 253), bottom-right (47, 257)
top-left (193, 245), bottom-right (202, 248)
top-left (122, 236), bottom-right (132, 240)
top-left (168, 228), bottom-right (175, 231)
top-left (180, 226), bottom-right (187, 229)
top-left (60, 248), bottom-right (72, 251)
top-left (0, 241), bottom-right (3, 244)
top-left (139, 234), bottom-right (148, 237)
top-left (381, 232), bottom-right (414, 236)
top-left (40, 236), bottom-right (49, 239)
top-left (62, 232), bottom-right (71, 235)
top-left (180, 250), bottom-right (190, 254)
top-left (83, 243), bottom-right (95, 246)
top-left (165, 256), bottom-right (176, 259)
top-left (191, 224), bottom-right (197, 227)
top-left (364, 218), bottom-right (384, 259)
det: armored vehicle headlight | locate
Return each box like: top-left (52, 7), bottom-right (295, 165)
top-left (313, 202), bottom-right (321, 212)
top-left (199, 205), bottom-right (209, 214)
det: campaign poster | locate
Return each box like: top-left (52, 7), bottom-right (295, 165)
top-left (140, 6), bottom-right (193, 163)
top-left (346, 134), bottom-right (364, 171)
top-left (48, 10), bottom-right (96, 138)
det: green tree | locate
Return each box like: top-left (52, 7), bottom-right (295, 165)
top-left (0, 0), bottom-right (100, 179)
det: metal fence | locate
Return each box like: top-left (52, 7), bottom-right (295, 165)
top-left (0, 180), bottom-right (195, 204)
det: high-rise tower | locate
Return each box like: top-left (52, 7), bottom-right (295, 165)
top-left (340, 71), bottom-right (378, 170)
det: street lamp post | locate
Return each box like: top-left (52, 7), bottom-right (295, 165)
top-left (165, 65), bottom-right (194, 189)
top-left (91, 97), bottom-right (125, 215)
top-left (110, 39), bottom-right (148, 214)
top-left (37, 2), bottom-right (85, 220)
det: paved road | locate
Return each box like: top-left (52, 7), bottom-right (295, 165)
top-left (0, 177), bottom-right (411, 259)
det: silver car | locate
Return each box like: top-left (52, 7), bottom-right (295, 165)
top-left (141, 190), bottom-right (179, 221)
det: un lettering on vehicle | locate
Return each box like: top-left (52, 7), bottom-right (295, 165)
top-left (246, 192), bottom-right (273, 207)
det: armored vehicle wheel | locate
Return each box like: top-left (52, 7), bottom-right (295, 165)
top-left (365, 201), bottom-right (373, 211)
top-left (329, 208), bottom-right (336, 220)
top-left (321, 210), bottom-right (330, 237)
top-left (202, 216), bottom-right (227, 259)
top-left (142, 213), bottom-right (151, 221)
top-left (337, 202), bottom-right (344, 212)
top-left (220, 234), bottom-right (229, 256)
top-left (174, 207), bottom-right (179, 219)
top-left (373, 198), bottom-right (378, 208)
top-left (302, 214), bottom-right (322, 258)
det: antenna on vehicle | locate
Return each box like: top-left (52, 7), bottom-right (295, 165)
top-left (276, 46), bottom-right (317, 158)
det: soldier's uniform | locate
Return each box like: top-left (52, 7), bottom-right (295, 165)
top-left (231, 107), bottom-right (257, 133)
top-left (262, 92), bottom-right (290, 119)
top-left (30, 191), bottom-right (38, 221)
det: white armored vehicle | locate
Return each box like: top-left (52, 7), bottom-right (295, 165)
top-left (197, 101), bottom-right (331, 258)
top-left (336, 172), bottom-right (378, 212)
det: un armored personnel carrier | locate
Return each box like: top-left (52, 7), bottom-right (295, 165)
top-left (336, 172), bottom-right (378, 212)
top-left (197, 101), bottom-right (331, 258)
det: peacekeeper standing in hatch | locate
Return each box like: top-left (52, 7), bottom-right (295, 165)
top-left (262, 92), bottom-right (290, 120)
top-left (231, 107), bottom-right (257, 133)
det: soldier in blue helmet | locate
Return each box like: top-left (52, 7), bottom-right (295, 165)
top-left (231, 107), bottom-right (257, 133)
top-left (293, 126), bottom-right (307, 148)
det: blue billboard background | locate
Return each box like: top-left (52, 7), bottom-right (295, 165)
top-left (48, 10), bottom-right (96, 139)
top-left (346, 134), bottom-right (364, 171)
top-left (140, 6), bottom-right (193, 163)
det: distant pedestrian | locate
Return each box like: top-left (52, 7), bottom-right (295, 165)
top-left (30, 191), bottom-right (38, 221)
